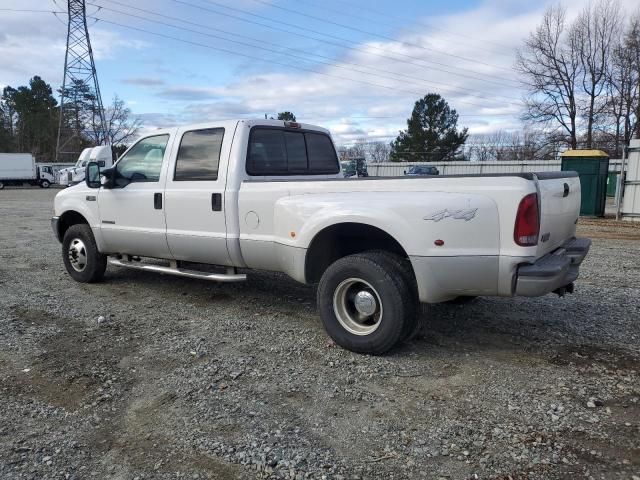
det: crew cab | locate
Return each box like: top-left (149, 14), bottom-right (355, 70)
top-left (52, 119), bottom-right (590, 354)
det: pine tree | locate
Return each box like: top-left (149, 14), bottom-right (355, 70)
top-left (390, 94), bottom-right (468, 162)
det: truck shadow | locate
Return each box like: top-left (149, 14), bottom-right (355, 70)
top-left (105, 268), bottom-right (634, 359)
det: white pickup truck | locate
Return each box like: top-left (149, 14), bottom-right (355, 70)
top-left (52, 119), bottom-right (590, 354)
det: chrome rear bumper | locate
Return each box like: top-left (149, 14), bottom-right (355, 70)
top-left (515, 237), bottom-right (591, 297)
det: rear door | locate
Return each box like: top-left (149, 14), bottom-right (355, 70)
top-left (163, 126), bottom-right (232, 265)
top-left (536, 173), bottom-right (581, 256)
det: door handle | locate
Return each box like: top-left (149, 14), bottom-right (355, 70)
top-left (211, 193), bottom-right (222, 211)
top-left (154, 192), bottom-right (162, 209)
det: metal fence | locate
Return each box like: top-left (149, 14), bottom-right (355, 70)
top-left (366, 159), bottom-right (624, 177)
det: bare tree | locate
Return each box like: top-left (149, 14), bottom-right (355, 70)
top-left (603, 16), bottom-right (639, 156)
top-left (516, 5), bottom-right (580, 149)
top-left (339, 138), bottom-right (367, 160)
top-left (103, 95), bottom-right (142, 147)
top-left (366, 141), bottom-right (391, 163)
top-left (627, 13), bottom-right (640, 139)
top-left (467, 129), bottom-right (559, 161)
top-left (572, 0), bottom-right (621, 148)
top-left (336, 145), bottom-right (349, 162)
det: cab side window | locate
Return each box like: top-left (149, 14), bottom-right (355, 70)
top-left (115, 134), bottom-right (169, 186)
top-left (174, 128), bottom-right (224, 181)
top-left (246, 127), bottom-right (339, 176)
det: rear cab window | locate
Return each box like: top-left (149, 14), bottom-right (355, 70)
top-left (246, 127), bottom-right (339, 176)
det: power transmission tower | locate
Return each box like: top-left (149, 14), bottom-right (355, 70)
top-left (56, 0), bottom-right (108, 162)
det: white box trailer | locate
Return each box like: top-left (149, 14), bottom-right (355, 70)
top-left (621, 139), bottom-right (640, 222)
top-left (0, 153), bottom-right (54, 189)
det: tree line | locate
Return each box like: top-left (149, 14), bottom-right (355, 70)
top-left (368, 0), bottom-right (640, 163)
top-left (0, 76), bottom-right (140, 162)
top-left (517, 1), bottom-right (639, 156)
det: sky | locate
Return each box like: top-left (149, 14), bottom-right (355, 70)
top-left (1, 0), bottom-right (639, 146)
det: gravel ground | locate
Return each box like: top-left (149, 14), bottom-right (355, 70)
top-left (1, 187), bottom-right (639, 480)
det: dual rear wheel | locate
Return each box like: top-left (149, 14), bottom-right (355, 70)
top-left (317, 251), bottom-right (419, 355)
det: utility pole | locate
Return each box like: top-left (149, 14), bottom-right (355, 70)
top-left (56, 0), bottom-right (107, 162)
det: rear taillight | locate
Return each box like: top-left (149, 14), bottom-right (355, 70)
top-left (514, 193), bottom-right (539, 246)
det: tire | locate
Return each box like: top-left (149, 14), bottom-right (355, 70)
top-left (40, 180), bottom-right (51, 188)
top-left (367, 250), bottom-right (420, 341)
top-left (317, 252), bottom-right (417, 354)
top-left (62, 224), bottom-right (107, 283)
top-left (0, 182), bottom-right (4, 190)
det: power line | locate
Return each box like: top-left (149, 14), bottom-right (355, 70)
top-left (245, 0), bottom-right (513, 71)
top-left (289, 0), bottom-right (515, 57)
top-left (325, 0), bottom-right (516, 52)
top-left (91, 17), bottom-right (524, 113)
top-left (91, 1), bottom-right (523, 103)
top-left (0, 8), bottom-right (65, 13)
top-left (167, 0), bottom-right (522, 88)
top-left (90, 15), bottom-right (520, 112)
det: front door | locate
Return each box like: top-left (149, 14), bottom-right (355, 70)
top-left (98, 133), bottom-right (173, 258)
top-left (164, 127), bottom-right (231, 265)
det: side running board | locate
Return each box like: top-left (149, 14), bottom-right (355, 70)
top-left (108, 257), bottom-right (247, 283)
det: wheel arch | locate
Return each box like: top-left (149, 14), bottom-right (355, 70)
top-left (57, 210), bottom-right (90, 242)
top-left (304, 222), bottom-right (414, 284)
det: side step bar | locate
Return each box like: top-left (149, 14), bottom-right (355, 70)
top-left (108, 258), bottom-right (247, 283)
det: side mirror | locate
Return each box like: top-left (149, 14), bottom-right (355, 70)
top-left (85, 162), bottom-right (101, 189)
top-left (100, 167), bottom-right (115, 189)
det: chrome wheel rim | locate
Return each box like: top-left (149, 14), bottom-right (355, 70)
top-left (333, 278), bottom-right (383, 336)
top-left (68, 238), bottom-right (88, 272)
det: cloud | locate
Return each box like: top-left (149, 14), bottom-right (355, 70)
top-left (4, 0), bottom-right (639, 146)
top-left (156, 86), bottom-right (221, 101)
top-left (121, 77), bottom-right (166, 87)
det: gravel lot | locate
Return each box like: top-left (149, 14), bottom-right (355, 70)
top-left (1, 187), bottom-right (639, 480)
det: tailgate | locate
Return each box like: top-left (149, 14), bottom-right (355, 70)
top-left (536, 172), bottom-right (581, 257)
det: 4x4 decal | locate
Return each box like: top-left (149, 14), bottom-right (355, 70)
top-left (423, 208), bottom-right (478, 222)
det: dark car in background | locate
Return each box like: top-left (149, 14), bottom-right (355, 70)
top-left (404, 165), bottom-right (440, 176)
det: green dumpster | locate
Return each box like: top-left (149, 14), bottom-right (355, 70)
top-left (560, 149), bottom-right (609, 216)
top-left (606, 172), bottom-right (617, 197)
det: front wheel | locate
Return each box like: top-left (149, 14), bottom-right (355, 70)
top-left (40, 179), bottom-right (51, 188)
top-left (317, 252), bottom-right (418, 354)
top-left (62, 224), bottom-right (107, 283)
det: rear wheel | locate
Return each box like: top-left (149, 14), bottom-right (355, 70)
top-left (62, 224), bottom-right (107, 283)
top-left (0, 182), bottom-right (4, 190)
top-left (317, 252), bottom-right (417, 354)
top-left (368, 250), bottom-right (420, 340)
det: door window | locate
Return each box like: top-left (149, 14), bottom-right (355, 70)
top-left (174, 128), bottom-right (224, 181)
top-left (115, 134), bottom-right (169, 186)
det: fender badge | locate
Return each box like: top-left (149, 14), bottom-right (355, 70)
top-left (423, 208), bottom-right (478, 222)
